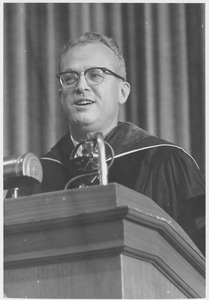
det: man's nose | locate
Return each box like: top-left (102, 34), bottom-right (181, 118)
top-left (75, 73), bottom-right (90, 92)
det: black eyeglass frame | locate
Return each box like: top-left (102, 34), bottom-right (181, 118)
top-left (56, 67), bottom-right (125, 88)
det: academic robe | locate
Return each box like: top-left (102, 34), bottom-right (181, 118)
top-left (37, 122), bottom-right (206, 254)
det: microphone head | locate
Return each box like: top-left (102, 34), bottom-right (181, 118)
top-left (3, 153), bottom-right (43, 190)
top-left (20, 152), bottom-right (43, 182)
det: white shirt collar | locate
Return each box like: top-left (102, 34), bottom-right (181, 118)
top-left (70, 135), bottom-right (83, 157)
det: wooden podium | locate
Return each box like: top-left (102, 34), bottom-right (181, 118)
top-left (4, 183), bottom-right (205, 298)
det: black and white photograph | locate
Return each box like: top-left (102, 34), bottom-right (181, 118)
top-left (3, 2), bottom-right (205, 298)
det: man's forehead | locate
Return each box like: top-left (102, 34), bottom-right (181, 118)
top-left (60, 43), bottom-right (117, 69)
top-left (67, 42), bottom-right (115, 57)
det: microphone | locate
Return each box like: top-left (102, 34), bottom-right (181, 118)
top-left (95, 132), bottom-right (108, 185)
top-left (65, 132), bottom-right (109, 189)
top-left (4, 153), bottom-right (43, 190)
top-left (83, 132), bottom-right (108, 185)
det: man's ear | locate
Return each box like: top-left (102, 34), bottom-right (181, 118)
top-left (119, 81), bottom-right (131, 104)
top-left (58, 88), bottom-right (64, 105)
top-left (58, 88), bottom-right (62, 98)
top-left (58, 89), bottom-right (69, 120)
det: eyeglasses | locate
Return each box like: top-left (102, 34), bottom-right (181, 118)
top-left (56, 67), bottom-right (124, 88)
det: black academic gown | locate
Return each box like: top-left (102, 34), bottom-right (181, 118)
top-left (39, 122), bottom-right (205, 254)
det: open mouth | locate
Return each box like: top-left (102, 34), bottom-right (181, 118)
top-left (74, 99), bottom-right (94, 106)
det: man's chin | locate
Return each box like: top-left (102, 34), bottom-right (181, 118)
top-left (71, 117), bottom-right (98, 129)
